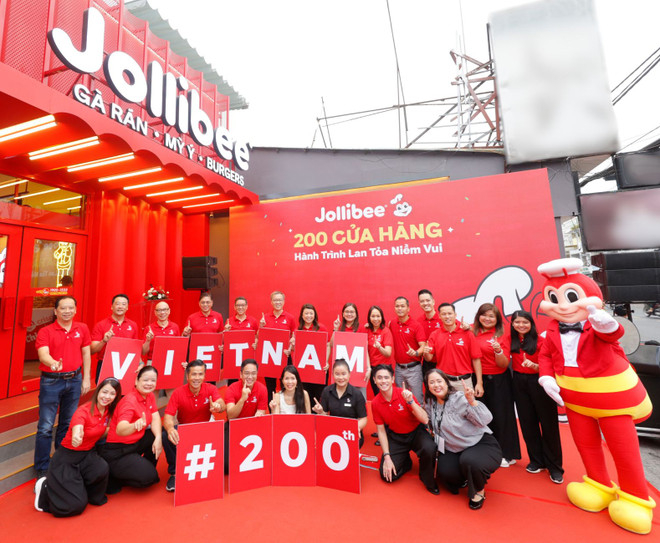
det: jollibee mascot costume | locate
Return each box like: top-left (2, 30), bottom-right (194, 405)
top-left (537, 258), bottom-right (654, 534)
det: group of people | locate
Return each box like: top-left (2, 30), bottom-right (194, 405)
top-left (33, 288), bottom-right (564, 516)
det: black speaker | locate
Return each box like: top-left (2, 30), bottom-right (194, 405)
top-left (614, 150), bottom-right (660, 189)
top-left (593, 268), bottom-right (660, 286)
top-left (591, 252), bottom-right (660, 270)
top-left (182, 256), bottom-right (218, 290)
top-left (592, 251), bottom-right (660, 303)
top-left (599, 285), bottom-right (660, 303)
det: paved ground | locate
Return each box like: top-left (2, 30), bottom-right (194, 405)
top-left (625, 305), bottom-right (660, 490)
top-left (640, 436), bottom-right (660, 490)
top-left (628, 303), bottom-right (660, 343)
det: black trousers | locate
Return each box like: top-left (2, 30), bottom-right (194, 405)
top-left (39, 447), bottom-right (109, 517)
top-left (369, 371), bottom-right (379, 397)
top-left (100, 431), bottom-right (159, 490)
top-left (379, 424), bottom-right (436, 489)
top-left (162, 428), bottom-right (178, 476)
top-left (481, 371), bottom-right (521, 461)
top-left (512, 371), bottom-right (563, 474)
top-left (435, 433), bottom-right (502, 499)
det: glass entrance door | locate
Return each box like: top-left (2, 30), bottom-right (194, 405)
top-left (0, 224), bottom-right (86, 397)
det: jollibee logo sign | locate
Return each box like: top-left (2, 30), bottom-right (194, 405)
top-left (314, 193), bottom-right (412, 223)
top-left (47, 7), bottom-right (249, 186)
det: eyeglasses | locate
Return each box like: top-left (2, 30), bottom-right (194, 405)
top-left (155, 308), bottom-right (170, 313)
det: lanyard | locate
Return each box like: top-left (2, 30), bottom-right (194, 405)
top-left (431, 400), bottom-right (445, 434)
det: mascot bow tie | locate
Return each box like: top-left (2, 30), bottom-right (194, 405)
top-left (559, 322), bottom-right (583, 334)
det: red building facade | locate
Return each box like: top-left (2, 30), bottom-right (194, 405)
top-left (0, 0), bottom-right (257, 398)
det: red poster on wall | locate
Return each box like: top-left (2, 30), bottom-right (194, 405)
top-left (272, 414), bottom-right (316, 487)
top-left (188, 333), bottom-right (222, 381)
top-left (229, 171), bottom-right (560, 333)
top-left (315, 416), bottom-right (360, 494)
top-left (331, 332), bottom-right (368, 387)
top-left (228, 416), bottom-right (273, 494)
top-left (98, 337), bottom-right (143, 393)
top-left (174, 420), bottom-right (224, 506)
top-left (255, 328), bottom-right (290, 379)
top-left (293, 330), bottom-right (327, 384)
top-left (223, 330), bottom-right (256, 380)
top-left (151, 336), bottom-right (188, 389)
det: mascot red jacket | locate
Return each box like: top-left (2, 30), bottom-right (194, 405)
top-left (537, 257), bottom-right (654, 535)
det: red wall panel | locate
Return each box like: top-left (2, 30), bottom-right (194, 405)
top-left (86, 192), bottom-right (201, 361)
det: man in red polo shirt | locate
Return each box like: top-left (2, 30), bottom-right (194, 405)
top-left (91, 293), bottom-right (139, 382)
top-left (224, 358), bottom-right (268, 472)
top-left (389, 296), bottom-right (426, 402)
top-left (259, 291), bottom-right (296, 397)
top-left (142, 301), bottom-right (180, 361)
top-left (424, 302), bottom-right (484, 397)
top-left (372, 364), bottom-right (437, 494)
top-left (417, 289), bottom-right (442, 376)
top-left (225, 296), bottom-right (259, 331)
top-left (225, 359), bottom-right (268, 419)
top-left (162, 360), bottom-right (225, 492)
top-left (34, 295), bottom-right (91, 477)
top-left (182, 292), bottom-right (224, 335)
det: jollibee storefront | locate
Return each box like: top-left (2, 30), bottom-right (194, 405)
top-left (0, 0), bottom-right (257, 399)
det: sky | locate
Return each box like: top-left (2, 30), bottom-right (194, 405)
top-left (143, 0), bottom-right (660, 184)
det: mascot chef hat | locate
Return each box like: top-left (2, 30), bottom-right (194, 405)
top-left (537, 257), bottom-right (603, 299)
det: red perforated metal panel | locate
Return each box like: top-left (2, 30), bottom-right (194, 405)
top-left (2, 0), bottom-right (49, 80)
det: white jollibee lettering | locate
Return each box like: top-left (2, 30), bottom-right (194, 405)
top-left (48, 7), bottom-right (251, 171)
top-left (314, 203), bottom-right (386, 223)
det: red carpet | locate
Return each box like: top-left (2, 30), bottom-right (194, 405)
top-left (2, 413), bottom-right (659, 542)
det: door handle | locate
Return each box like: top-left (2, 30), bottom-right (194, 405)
top-left (21, 296), bottom-right (33, 328)
top-left (2, 297), bottom-right (16, 330)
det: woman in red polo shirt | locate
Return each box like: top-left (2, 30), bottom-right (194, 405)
top-left (100, 366), bottom-right (162, 493)
top-left (365, 305), bottom-right (394, 397)
top-left (331, 302), bottom-right (370, 397)
top-left (510, 310), bottom-right (563, 483)
top-left (294, 304), bottom-right (330, 402)
top-left (473, 303), bottom-right (520, 468)
top-left (34, 377), bottom-right (122, 517)
top-left (333, 302), bottom-right (360, 333)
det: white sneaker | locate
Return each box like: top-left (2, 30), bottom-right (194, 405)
top-left (500, 458), bottom-right (510, 468)
top-left (34, 477), bottom-right (46, 512)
